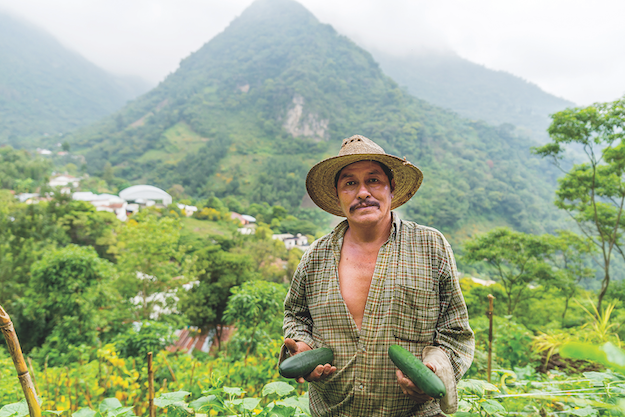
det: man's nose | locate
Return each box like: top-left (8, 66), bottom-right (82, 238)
top-left (356, 182), bottom-right (371, 199)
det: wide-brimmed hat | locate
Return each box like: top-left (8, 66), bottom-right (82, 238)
top-left (306, 135), bottom-right (423, 217)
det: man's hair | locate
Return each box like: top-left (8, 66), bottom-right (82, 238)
top-left (334, 160), bottom-right (394, 190)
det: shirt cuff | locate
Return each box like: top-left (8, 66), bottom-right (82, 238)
top-left (422, 346), bottom-right (458, 414)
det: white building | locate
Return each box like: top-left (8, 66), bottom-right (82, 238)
top-left (119, 185), bottom-right (173, 207)
top-left (272, 233), bottom-right (309, 250)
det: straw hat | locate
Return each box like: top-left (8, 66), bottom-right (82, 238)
top-left (306, 135), bottom-right (423, 217)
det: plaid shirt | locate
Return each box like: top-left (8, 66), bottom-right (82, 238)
top-left (283, 213), bottom-right (474, 417)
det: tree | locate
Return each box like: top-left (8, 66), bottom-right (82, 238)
top-left (23, 245), bottom-right (117, 361)
top-left (533, 96), bottom-right (625, 311)
top-left (545, 230), bottom-right (595, 325)
top-left (116, 214), bottom-right (189, 320)
top-left (178, 244), bottom-right (255, 349)
top-left (223, 280), bottom-right (286, 359)
top-left (462, 228), bottom-right (556, 315)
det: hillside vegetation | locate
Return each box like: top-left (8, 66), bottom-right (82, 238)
top-left (67, 0), bottom-right (565, 238)
top-left (0, 12), bottom-right (150, 146)
top-left (372, 49), bottom-right (575, 143)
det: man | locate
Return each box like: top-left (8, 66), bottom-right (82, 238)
top-left (281, 135), bottom-right (474, 416)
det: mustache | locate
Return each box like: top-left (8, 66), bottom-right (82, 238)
top-left (350, 199), bottom-right (380, 212)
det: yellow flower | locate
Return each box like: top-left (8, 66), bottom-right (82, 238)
top-left (209, 410), bottom-right (219, 416)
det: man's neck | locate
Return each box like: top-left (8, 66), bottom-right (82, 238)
top-left (344, 214), bottom-right (393, 246)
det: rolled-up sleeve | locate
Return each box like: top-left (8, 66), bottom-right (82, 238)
top-left (434, 240), bottom-right (475, 381)
top-left (282, 249), bottom-right (316, 353)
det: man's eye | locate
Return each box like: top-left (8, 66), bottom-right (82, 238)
top-left (346, 181), bottom-right (356, 186)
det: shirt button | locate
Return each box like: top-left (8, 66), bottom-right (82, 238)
top-left (359, 384), bottom-right (364, 390)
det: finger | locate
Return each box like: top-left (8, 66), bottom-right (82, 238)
top-left (284, 338), bottom-right (298, 355)
top-left (305, 364), bottom-right (325, 381)
top-left (425, 362), bottom-right (437, 373)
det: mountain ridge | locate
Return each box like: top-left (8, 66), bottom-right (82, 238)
top-left (67, 0), bottom-right (565, 238)
top-left (0, 11), bottom-right (151, 146)
top-left (371, 48), bottom-right (574, 142)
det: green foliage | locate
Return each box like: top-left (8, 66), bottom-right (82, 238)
top-left (462, 228), bottom-right (558, 314)
top-left (23, 244), bottom-right (117, 363)
top-left (112, 321), bottom-right (175, 359)
top-left (533, 95), bottom-right (625, 312)
top-left (372, 49), bottom-right (574, 142)
top-left (65, 0), bottom-right (562, 237)
top-left (0, 12), bottom-right (147, 144)
top-left (0, 146), bottom-right (52, 191)
top-left (467, 316), bottom-right (536, 378)
top-left (116, 214), bottom-right (190, 320)
top-left (178, 244), bottom-right (256, 347)
top-left (224, 280), bottom-right (287, 359)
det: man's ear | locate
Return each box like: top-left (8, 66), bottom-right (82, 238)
top-left (390, 178), bottom-right (396, 194)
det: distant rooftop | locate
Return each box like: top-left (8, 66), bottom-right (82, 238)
top-left (119, 185), bottom-right (172, 206)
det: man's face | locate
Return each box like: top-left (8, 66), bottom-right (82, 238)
top-left (335, 160), bottom-right (395, 227)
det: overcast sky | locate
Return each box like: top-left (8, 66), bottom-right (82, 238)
top-left (1, 0), bottom-right (624, 106)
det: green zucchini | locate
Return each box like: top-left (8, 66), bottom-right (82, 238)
top-left (388, 344), bottom-right (446, 399)
top-left (279, 347), bottom-right (334, 378)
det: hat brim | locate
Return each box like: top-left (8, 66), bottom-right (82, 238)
top-left (305, 153), bottom-right (423, 217)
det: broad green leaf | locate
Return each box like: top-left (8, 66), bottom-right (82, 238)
top-left (452, 413), bottom-right (474, 417)
top-left (561, 342), bottom-right (625, 372)
top-left (99, 398), bottom-right (123, 415)
top-left (223, 386), bottom-right (245, 397)
top-left (276, 397), bottom-right (309, 413)
top-left (0, 401), bottom-right (29, 417)
top-left (602, 342), bottom-right (625, 369)
top-left (107, 407), bottom-right (134, 417)
top-left (43, 411), bottom-right (65, 416)
top-left (262, 381), bottom-right (295, 397)
top-left (240, 398), bottom-right (260, 411)
top-left (458, 379), bottom-right (499, 397)
top-left (188, 396), bottom-right (216, 410)
top-left (263, 404), bottom-right (297, 417)
top-left (73, 408), bottom-right (97, 417)
top-left (480, 399), bottom-right (506, 414)
top-left (154, 391), bottom-right (190, 408)
top-left (569, 406), bottom-right (598, 416)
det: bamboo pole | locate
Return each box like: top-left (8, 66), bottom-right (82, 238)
top-left (487, 294), bottom-right (495, 383)
top-left (27, 358), bottom-right (39, 396)
top-left (189, 361), bottom-right (197, 388)
top-left (0, 305), bottom-right (42, 417)
top-left (148, 352), bottom-right (155, 417)
top-left (161, 353), bottom-right (177, 382)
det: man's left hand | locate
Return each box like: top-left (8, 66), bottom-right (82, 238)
top-left (395, 362), bottom-right (436, 403)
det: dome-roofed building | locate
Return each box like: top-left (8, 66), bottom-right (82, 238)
top-left (119, 185), bottom-right (172, 207)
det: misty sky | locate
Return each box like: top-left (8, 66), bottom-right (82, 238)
top-left (1, 0), bottom-right (624, 106)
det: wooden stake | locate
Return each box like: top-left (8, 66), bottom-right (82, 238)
top-left (0, 305), bottom-right (42, 417)
top-left (148, 352), bottom-right (155, 417)
top-left (66, 367), bottom-right (72, 412)
top-left (161, 353), bottom-right (177, 382)
top-left (189, 361), bottom-right (197, 388)
top-left (27, 358), bottom-right (39, 397)
top-left (487, 294), bottom-right (495, 383)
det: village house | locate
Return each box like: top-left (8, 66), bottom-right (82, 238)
top-left (272, 233), bottom-right (309, 250)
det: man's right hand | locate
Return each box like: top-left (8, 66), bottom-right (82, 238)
top-left (284, 338), bottom-right (337, 384)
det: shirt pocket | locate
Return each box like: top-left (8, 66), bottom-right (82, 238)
top-left (391, 284), bottom-right (439, 344)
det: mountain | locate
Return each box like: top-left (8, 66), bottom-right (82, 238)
top-left (371, 49), bottom-right (575, 142)
top-left (69, 0), bottom-right (564, 238)
top-left (0, 12), bottom-right (151, 146)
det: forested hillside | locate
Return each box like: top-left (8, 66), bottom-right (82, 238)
top-left (372, 49), bottom-right (574, 142)
top-left (68, 0), bottom-right (564, 237)
top-left (0, 12), bottom-right (150, 146)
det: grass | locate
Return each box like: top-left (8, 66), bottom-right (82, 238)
top-left (180, 217), bottom-right (235, 238)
